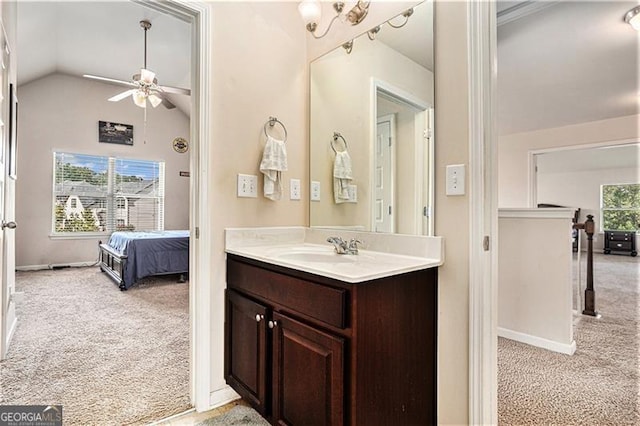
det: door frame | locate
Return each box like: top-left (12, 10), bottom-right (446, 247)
top-left (468, 0), bottom-right (498, 424)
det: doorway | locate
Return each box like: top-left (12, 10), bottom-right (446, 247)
top-left (372, 80), bottom-right (432, 236)
top-left (1, 0), bottom-right (213, 420)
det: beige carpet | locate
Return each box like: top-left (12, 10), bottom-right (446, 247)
top-left (499, 253), bottom-right (640, 425)
top-left (0, 267), bottom-right (191, 425)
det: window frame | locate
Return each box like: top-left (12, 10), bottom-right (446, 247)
top-left (600, 182), bottom-right (640, 233)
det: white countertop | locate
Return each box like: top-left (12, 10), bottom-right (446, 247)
top-left (225, 227), bottom-right (444, 283)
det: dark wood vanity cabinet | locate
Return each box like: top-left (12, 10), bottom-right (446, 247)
top-left (225, 254), bottom-right (438, 426)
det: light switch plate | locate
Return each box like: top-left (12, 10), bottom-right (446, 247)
top-left (290, 178), bottom-right (301, 200)
top-left (446, 164), bottom-right (465, 196)
top-left (237, 173), bottom-right (258, 198)
top-left (311, 181), bottom-right (321, 201)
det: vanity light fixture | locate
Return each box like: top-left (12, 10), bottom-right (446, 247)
top-left (624, 5), bottom-right (640, 30)
top-left (298, 0), bottom-right (370, 39)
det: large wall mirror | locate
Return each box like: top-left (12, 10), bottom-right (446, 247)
top-left (309, 0), bottom-right (434, 236)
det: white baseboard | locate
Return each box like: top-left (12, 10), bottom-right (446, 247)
top-left (209, 385), bottom-right (240, 410)
top-left (16, 261), bottom-right (99, 271)
top-left (5, 316), bottom-right (17, 349)
top-left (498, 327), bottom-right (576, 355)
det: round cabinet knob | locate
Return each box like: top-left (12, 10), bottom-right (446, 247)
top-left (268, 320), bottom-right (278, 329)
top-left (255, 314), bottom-right (263, 322)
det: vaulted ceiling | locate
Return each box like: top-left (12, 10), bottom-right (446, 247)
top-left (17, 1), bottom-right (191, 114)
top-left (497, 1), bottom-right (639, 135)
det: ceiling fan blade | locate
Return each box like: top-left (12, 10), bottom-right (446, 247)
top-left (158, 84), bottom-right (191, 96)
top-left (160, 96), bottom-right (176, 110)
top-left (108, 89), bottom-right (136, 102)
top-left (83, 74), bottom-right (138, 88)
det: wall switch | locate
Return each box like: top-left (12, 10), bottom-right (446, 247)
top-left (290, 178), bottom-right (301, 200)
top-left (237, 173), bottom-right (258, 198)
top-left (446, 164), bottom-right (465, 196)
top-left (311, 181), bottom-right (321, 201)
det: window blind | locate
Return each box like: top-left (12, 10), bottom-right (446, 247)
top-left (53, 152), bottom-right (165, 235)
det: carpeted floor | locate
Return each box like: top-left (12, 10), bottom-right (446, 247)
top-left (196, 405), bottom-right (270, 426)
top-left (499, 253), bottom-right (640, 425)
top-left (0, 267), bottom-right (191, 425)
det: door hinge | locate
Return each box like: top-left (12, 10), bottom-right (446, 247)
top-left (483, 235), bottom-right (490, 251)
top-left (195, 227), bottom-right (200, 239)
top-left (388, 137), bottom-right (392, 147)
top-left (388, 205), bottom-right (392, 215)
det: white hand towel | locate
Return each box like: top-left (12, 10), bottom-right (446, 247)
top-left (259, 136), bottom-right (288, 200)
top-left (333, 151), bottom-right (353, 204)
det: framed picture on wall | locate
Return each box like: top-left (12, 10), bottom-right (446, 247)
top-left (98, 121), bottom-right (134, 146)
top-left (8, 83), bottom-right (17, 180)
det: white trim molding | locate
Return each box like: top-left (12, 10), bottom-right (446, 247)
top-left (209, 385), bottom-right (241, 409)
top-left (498, 327), bottom-right (577, 355)
top-left (498, 207), bottom-right (575, 219)
top-left (468, 0), bottom-right (498, 424)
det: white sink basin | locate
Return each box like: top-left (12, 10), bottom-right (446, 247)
top-left (277, 251), bottom-right (357, 264)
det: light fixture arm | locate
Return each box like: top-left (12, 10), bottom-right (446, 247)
top-left (309, 14), bottom-right (341, 39)
top-left (387, 8), bottom-right (414, 29)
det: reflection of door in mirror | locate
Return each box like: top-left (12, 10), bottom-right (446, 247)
top-left (375, 114), bottom-right (395, 233)
top-left (374, 84), bottom-right (431, 235)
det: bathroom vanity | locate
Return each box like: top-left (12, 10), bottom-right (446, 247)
top-left (224, 227), bottom-right (443, 426)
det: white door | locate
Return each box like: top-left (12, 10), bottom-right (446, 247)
top-left (0, 22), bottom-right (17, 360)
top-left (374, 115), bottom-right (395, 233)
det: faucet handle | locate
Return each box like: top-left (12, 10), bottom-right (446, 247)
top-left (348, 238), bottom-right (362, 248)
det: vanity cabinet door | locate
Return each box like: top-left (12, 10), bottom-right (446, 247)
top-left (271, 312), bottom-right (344, 426)
top-left (225, 290), bottom-right (269, 415)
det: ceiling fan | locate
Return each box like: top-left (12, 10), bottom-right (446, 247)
top-left (83, 20), bottom-right (190, 110)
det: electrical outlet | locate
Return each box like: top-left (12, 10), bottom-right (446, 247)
top-left (347, 184), bottom-right (357, 202)
top-left (311, 181), bottom-right (321, 201)
top-left (446, 164), bottom-right (465, 196)
top-left (290, 178), bottom-right (301, 200)
top-left (237, 173), bottom-right (258, 198)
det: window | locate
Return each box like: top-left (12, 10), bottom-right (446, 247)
top-left (601, 183), bottom-right (640, 232)
top-left (53, 152), bottom-right (165, 235)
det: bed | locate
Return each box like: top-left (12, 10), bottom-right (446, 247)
top-left (99, 230), bottom-right (190, 290)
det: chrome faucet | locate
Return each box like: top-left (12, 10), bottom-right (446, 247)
top-left (327, 237), bottom-right (363, 255)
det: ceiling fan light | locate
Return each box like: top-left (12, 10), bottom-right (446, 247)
top-left (140, 68), bottom-right (156, 84)
top-left (148, 94), bottom-right (163, 108)
top-left (133, 90), bottom-right (147, 108)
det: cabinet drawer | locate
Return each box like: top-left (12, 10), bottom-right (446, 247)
top-left (607, 231), bottom-right (633, 241)
top-left (611, 241), bottom-right (633, 250)
top-left (227, 257), bottom-right (347, 329)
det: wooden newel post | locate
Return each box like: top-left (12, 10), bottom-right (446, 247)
top-left (582, 214), bottom-right (598, 316)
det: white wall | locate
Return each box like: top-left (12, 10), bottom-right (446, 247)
top-left (16, 73), bottom-right (190, 267)
top-left (538, 167), bottom-right (639, 250)
top-left (498, 209), bottom-right (575, 354)
top-left (498, 114), bottom-right (640, 208)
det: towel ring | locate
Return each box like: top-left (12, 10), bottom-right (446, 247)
top-left (331, 132), bottom-right (348, 154)
top-left (264, 116), bottom-right (288, 142)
